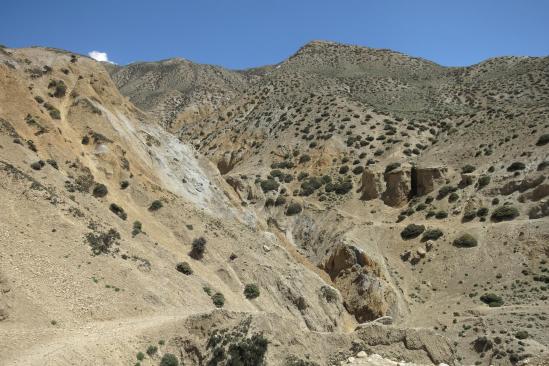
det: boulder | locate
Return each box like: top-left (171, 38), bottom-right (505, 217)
top-left (382, 169), bottom-right (411, 207)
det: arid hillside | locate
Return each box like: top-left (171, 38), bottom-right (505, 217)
top-left (0, 42), bottom-right (548, 366)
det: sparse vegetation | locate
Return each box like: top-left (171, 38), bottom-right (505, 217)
top-left (190, 236), bottom-right (207, 259)
top-left (85, 228), bottom-right (120, 255)
top-left (176, 261), bottom-right (193, 275)
top-left (109, 203), bottom-right (127, 220)
top-left (48, 79), bottom-right (67, 98)
top-left (148, 200), bottom-right (163, 211)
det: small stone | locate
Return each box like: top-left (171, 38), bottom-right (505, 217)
top-left (416, 247), bottom-right (426, 257)
top-left (263, 245), bottom-right (271, 252)
top-left (425, 240), bottom-right (434, 252)
top-left (356, 351), bottom-right (367, 358)
top-left (347, 357), bottom-right (355, 363)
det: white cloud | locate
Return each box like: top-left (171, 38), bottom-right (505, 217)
top-left (88, 50), bottom-right (115, 64)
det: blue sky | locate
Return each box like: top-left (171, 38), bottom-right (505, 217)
top-left (2, 0), bottom-right (548, 69)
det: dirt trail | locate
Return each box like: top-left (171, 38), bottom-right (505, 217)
top-left (2, 313), bottom-right (191, 366)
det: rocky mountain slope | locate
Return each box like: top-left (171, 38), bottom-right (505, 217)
top-left (0, 41), bottom-right (548, 366)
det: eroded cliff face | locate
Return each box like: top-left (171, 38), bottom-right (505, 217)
top-left (320, 244), bottom-right (398, 322)
top-left (2, 40), bottom-right (549, 366)
top-left (360, 165), bottom-right (447, 207)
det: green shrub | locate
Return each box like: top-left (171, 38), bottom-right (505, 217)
top-left (299, 154), bottom-right (311, 164)
top-left (136, 352), bottom-right (145, 361)
top-left (320, 285), bottom-right (338, 302)
top-left (437, 185), bottom-right (456, 200)
top-left (212, 292), bottom-right (225, 308)
top-left (461, 165), bottom-right (476, 174)
top-left (507, 162), bottom-right (525, 172)
top-left (352, 165), bottom-right (364, 175)
top-left (477, 175), bottom-right (491, 189)
top-left (132, 221), bottom-right (142, 237)
top-left (515, 330), bottom-right (529, 340)
top-left (148, 200), bottom-right (163, 211)
top-left (260, 178), bottom-right (279, 192)
top-left (47, 159), bottom-right (58, 170)
top-left (453, 233), bottom-right (477, 248)
top-left (448, 192), bottom-right (459, 202)
top-left (176, 262), bottom-right (193, 275)
top-left (146, 345), bottom-right (158, 356)
top-left (300, 177), bottom-right (322, 196)
top-left (92, 183), bottom-right (108, 198)
top-left (120, 180), bottom-right (129, 189)
top-left (286, 202), bottom-right (302, 216)
top-left (462, 211), bottom-right (477, 222)
top-left (415, 203), bottom-right (427, 211)
top-left (480, 293), bottom-right (504, 307)
top-left (48, 80), bottom-right (67, 98)
top-left (160, 353), bottom-right (179, 366)
top-left (244, 284), bottom-right (260, 299)
top-left (190, 237), bottom-right (207, 259)
top-left (31, 160), bottom-right (45, 170)
top-left (227, 334), bottom-right (268, 366)
top-left (48, 108), bottom-right (61, 120)
top-left (422, 229), bottom-right (443, 241)
top-left (477, 207), bottom-right (489, 217)
top-left (491, 205), bottom-right (519, 222)
top-left (338, 165), bottom-right (349, 174)
top-left (109, 203), bottom-right (127, 220)
top-left (435, 210), bottom-right (448, 219)
top-left (85, 229), bottom-right (120, 255)
top-left (400, 224), bottom-right (425, 239)
top-left (536, 134), bottom-right (549, 146)
top-left (274, 196), bottom-right (286, 206)
top-left (385, 162), bottom-right (401, 173)
top-left (329, 178), bottom-right (352, 195)
top-left (321, 175), bottom-right (332, 184)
